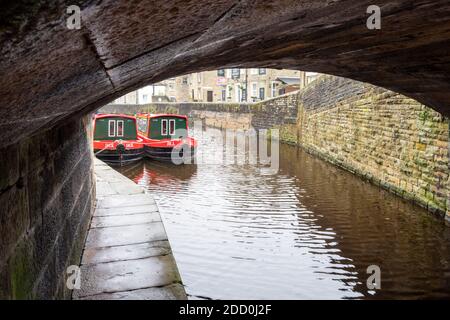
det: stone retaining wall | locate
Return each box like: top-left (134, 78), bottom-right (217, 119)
top-left (99, 91), bottom-right (298, 130)
top-left (0, 115), bottom-right (95, 299)
top-left (295, 76), bottom-right (449, 219)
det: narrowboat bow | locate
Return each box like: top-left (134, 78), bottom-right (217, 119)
top-left (93, 114), bottom-right (144, 165)
top-left (136, 113), bottom-right (197, 164)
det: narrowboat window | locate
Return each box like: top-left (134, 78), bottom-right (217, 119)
top-left (169, 119), bottom-right (175, 135)
top-left (161, 119), bottom-right (168, 135)
top-left (116, 120), bottom-right (124, 137)
top-left (108, 120), bottom-right (115, 137)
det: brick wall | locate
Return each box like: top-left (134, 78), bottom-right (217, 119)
top-left (0, 115), bottom-right (95, 299)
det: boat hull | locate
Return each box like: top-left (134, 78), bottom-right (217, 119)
top-left (94, 148), bottom-right (145, 165)
top-left (93, 139), bottom-right (145, 165)
top-left (144, 145), bottom-right (196, 164)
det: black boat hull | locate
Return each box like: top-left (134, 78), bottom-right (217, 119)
top-left (94, 149), bottom-right (145, 165)
top-left (144, 145), bottom-right (196, 164)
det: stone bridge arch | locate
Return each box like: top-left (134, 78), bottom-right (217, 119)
top-left (1, 0), bottom-right (450, 299)
top-left (1, 0), bottom-right (450, 146)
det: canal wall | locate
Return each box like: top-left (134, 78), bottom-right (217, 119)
top-left (295, 76), bottom-right (449, 219)
top-left (100, 76), bottom-right (449, 220)
top-left (99, 91), bottom-right (298, 131)
top-left (0, 115), bottom-right (95, 299)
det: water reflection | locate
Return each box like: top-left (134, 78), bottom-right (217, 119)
top-left (117, 160), bottom-right (197, 187)
top-left (115, 130), bottom-right (450, 300)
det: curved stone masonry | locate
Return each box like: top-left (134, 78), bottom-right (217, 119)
top-left (0, 115), bottom-right (95, 299)
top-left (1, 0), bottom-right (450, 147)
top-left (1, 0), bottom-right (450, 300)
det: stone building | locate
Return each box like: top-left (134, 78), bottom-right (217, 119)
top-left (299, 71), bottom-right (320, 89)
top-left (112, 69), bottom-right (319, 104)
top-left (183, 68), bottom-right (301, 102)
top-left (113, 78), bottom-right (180, 104)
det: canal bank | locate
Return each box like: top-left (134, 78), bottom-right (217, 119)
top-left (73, 159), bottom-right (186, 300)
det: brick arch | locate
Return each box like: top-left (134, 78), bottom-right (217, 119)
top-left (1, 0), bottom-right (450, 147)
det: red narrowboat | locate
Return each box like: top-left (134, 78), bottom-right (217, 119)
top-left (93, 114), bottom-right (144, 165)
top-left (136, 113), bottom-right (197, 164)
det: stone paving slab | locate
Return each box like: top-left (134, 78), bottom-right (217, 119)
top-left (90, 213), bottom-right (161, 228)
top-left (77, 284), bottom-right (187, 300)
top-left (85, 222), bottom-right (168, 248)
top-left (73, 255), bottom-right (182, 299)
top-left (96, 193), bottom-right (156, 209)
top-left (95, 204), bottom-right (159, 216)
top-left (73, 159), bottom-right (186, 300)
top-left (82, 241), bottom-right (171, 265)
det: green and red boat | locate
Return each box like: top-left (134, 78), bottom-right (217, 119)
top-left (136, 113), bottom-right (197, 164)
top-left (93, 114), bottom-right (144, 164)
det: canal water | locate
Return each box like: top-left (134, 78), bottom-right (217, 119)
top-left (115, 129), bottom-right (450, 300)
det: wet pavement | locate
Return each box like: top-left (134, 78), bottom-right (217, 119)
top-left (72, 159), bottom-right (186, 300)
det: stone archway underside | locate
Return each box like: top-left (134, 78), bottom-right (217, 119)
top-left (1, 0), bottom-right (450, 147)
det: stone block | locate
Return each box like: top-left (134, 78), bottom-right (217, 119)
top-left (0, 185), bottom-right (29, 262)
top-left (0, 143), bottom-right (20, 192)
top-left (0, 115), bottom-right (95, 299)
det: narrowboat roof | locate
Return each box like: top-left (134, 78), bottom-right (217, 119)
top-left (136, 113), bottom-right (188, 120)
top-left (95, 113), bottom-right (136, 120)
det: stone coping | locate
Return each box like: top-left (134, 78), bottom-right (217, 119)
top-left (72, 159), bottom-right (186, 300)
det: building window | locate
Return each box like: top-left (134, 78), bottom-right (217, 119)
top-left (221, 89), bottom-right (226, 101)
top-left (207, 90), bottom-right (213, 102)
top-left (227, 85), bottom-right (233, 100)
top-left (271, 82), bottom-right (277, 98)
top-left (251, 82), bottom-right (257, 98)
top-left (142, 94), bottom-right (148, 103)
top-left (182, 77), bottom-right (188, 84)
top-left (231, 68), bottom-right (240, 79)
top-left (250, 68), bottom-right (258, 75)
top-left (259, 87), bottom-right (265, 100)
top-left (169, 119), bottom-right (176, 135)
top-left (217, 69), bottom-right (225, 77)
top-left (242, 88), bottom-right (247, 101)
top-left (258, 68), bottom-right (266, 75)
top-left (161, 119), bottom-right (168, 135)
top-left (116, 120), bottom-right (124, 137)
top-left (235, 84), bottom-right (241, 102)
top-left (108, 120), bottom-right (116, 137)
